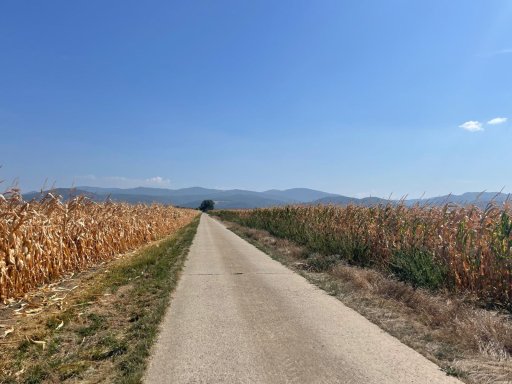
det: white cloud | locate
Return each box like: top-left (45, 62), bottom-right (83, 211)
top-left (75, 175), bottom-right (171, 188)
top-left (487, 117), bottom-right (508, 125)
top-left (459, 121), bottom-right (483, 132)
top-left (145, 176), bottom-right (168, 184)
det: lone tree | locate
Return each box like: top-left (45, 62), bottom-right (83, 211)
top-left (199, 199), bottom-right (215, 212)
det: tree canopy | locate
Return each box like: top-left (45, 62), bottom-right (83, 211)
top-left (199, 200), bottom-right (215, 212)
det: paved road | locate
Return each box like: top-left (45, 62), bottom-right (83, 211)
top-left (145, 214), bottom-right (461, 384)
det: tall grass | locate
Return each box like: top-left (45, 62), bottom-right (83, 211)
top-left (214, 203), bottom-right (512, 307)
top-left (0, 189), bottom-right (198, 301)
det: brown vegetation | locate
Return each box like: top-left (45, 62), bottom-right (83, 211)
top-left (214, 203), bottom-right (512, 308)
top-left (0, 216), bottom-right (200, 384)
top-left (0, 189), bottom-right (198, 301)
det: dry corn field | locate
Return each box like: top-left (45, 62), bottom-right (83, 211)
top-left (0, 190), bottom-right (198, 301)
top-left (215, 203), bottom-right (512, 308)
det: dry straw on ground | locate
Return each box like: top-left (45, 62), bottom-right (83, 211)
top-left (0, 189), bottom-right (198, 301)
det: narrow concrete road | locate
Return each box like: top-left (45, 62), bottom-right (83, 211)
top-left (145, 214), bottom-right (461, 384)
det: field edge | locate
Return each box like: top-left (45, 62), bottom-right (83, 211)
top-left (0, 216), bottom-right (200, 384)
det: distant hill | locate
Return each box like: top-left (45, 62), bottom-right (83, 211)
top-left (23, 188), bottom-right (98, 201)
top-left (22, 187), bottom-right (511, 209)
top-left (313, 195), bottom-right (391, 206)
top-left (23, 187), bottom-right (314, 208)
top-left (181, 194), bottom-right (290, 209)
top-left (263, 188), bottom-right (337, 202)
top-left (405, 192), bottom-right (511, 209)
top-left (78, 186), bottom-right (220, 197)
top-left (312, 192), bottom-right (510, 208)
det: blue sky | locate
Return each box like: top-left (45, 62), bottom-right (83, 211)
top-left (1, 1), bottom-right (511, 198)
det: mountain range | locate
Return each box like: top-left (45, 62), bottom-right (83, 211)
top-left (21, 187), bottom-right (511, 209)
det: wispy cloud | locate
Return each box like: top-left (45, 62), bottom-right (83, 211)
top-left (459, 121), bottom-right (483, 132)
top-left (487, 117), bottom-right (508, 125)
top-left (145, 176), bottom-right (168, 184)
top-left (75, 175), bottom-right (171, 188)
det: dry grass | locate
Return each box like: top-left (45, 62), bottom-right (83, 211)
top-left (0, 189), bottom-right (198, 301)
top-left (222, 221), bottom-right (512, 384)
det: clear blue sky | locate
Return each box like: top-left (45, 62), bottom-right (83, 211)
top-left (1, 1), bottom-right (511, 198)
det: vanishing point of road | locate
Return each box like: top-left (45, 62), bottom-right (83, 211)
top-left (145, 214), bottom-right (461, 384)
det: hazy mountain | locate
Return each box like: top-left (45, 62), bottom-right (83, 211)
top-left (313, 192), bottom-right (510, 208)
top-left (78, 186), bottom-right (220, 197)
top-left (405, 192), bottom-right (511, 209)
top-left (23, 188), bottom-right (98, 201)
top-left (312, 196), bottom-right (391, 206)
top-left (263, 188), bottom-right (337, 202)
top-left (180, 194), bottom-right (289, 209)
top-left (22, 187), bottom-right (511, 209)
top-left (22, 187), bottom-right (305, 208)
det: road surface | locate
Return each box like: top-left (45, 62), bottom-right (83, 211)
top-left (145, 214), bottom-right (461, 384)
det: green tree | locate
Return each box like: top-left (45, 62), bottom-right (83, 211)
top-left (199, 199), bottom-right (215, 212)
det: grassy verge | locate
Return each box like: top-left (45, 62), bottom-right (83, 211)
top-left (0, 216), bottom-right (199, 384)
top-left (213, 217), bottom-right (512, 384)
